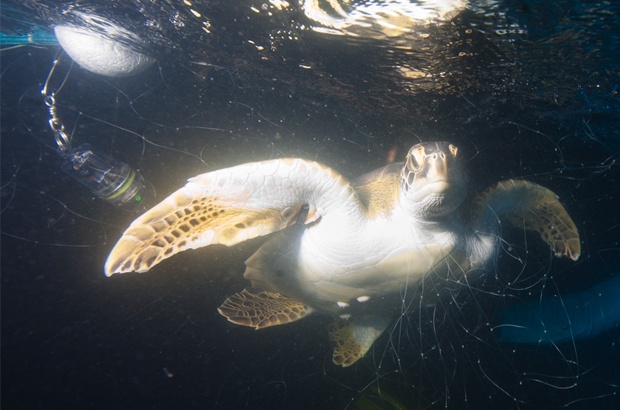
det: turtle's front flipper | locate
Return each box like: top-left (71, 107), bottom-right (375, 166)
top-left (328, 316), bottom-right (392, 367)
top-left (105, 158), bottom-right (358, 275)
top-left (472, 179), bottom-right (580, 261)
top-left (218, 288), bottom-right (314, 329)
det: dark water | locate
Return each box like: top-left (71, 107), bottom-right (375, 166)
top-left (1, 1), bottom-right (619, 409)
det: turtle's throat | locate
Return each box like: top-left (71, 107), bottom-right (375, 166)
top-left (400, 182), bottom-right (466, 218)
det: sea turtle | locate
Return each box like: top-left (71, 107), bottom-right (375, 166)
top-left (105, 141), bottom-right (581, 366)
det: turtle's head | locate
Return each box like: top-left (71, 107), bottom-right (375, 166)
top-left (400, 141), bottom-right (467, 218)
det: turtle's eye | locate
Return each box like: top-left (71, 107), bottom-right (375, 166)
top-left (449, 144), bottom-right (458, 158)
top-left (407, 145), bottom-right (426, 172)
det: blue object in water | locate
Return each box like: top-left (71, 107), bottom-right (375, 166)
top-left (496, 275), bottom-right (620, 344)
top-left (0, 30), bottom-right (59, 45)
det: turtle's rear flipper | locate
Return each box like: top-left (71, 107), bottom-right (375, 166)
top-left (218, 288), bottom-right (314, 329)
top-left (328, 316), bottom-right (392, 367)
top-left (473, 179), bottom-right (581, 261)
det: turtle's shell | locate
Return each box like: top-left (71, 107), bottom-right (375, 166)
top-left (242, 143), bottom-right (470, 317)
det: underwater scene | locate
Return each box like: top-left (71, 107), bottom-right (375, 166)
top-left (1, 0), bottom-right (619, 409)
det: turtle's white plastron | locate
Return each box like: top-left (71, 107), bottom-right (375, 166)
top-left (105, 141), bottom-right (580, 366)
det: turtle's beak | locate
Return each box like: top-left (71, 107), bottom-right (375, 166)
top-left (424, 150), bottom-right (451, 185)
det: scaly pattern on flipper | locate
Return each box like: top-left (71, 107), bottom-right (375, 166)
top-left (473, 179), bottom-right (581, 261)
top-left (328, 316), bottom-right (392, 367)
top-left (329, 319), bottom-right (365, 367)
top-left (218, 288), bottom-right (313, 329)
top-left (105, 158), bottom-right (359, 275)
